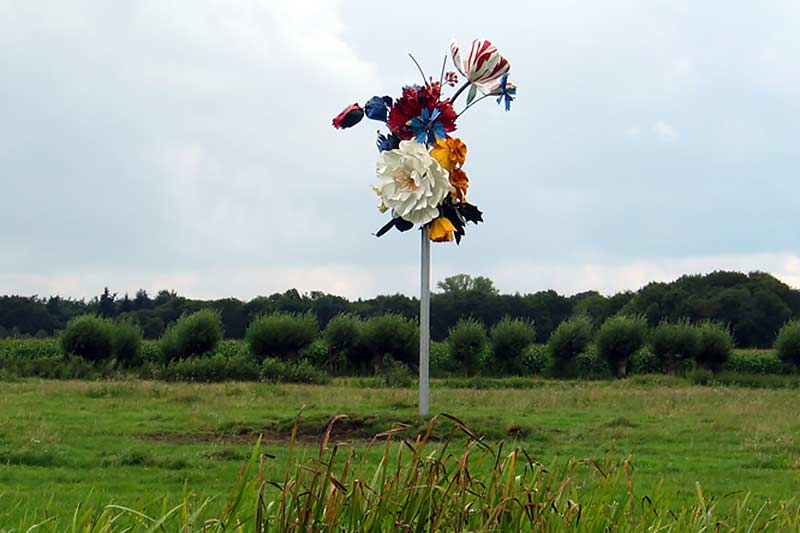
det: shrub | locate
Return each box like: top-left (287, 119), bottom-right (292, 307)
top-left (523, 344), bottom-right (549, 375)
top-left (111, 320), bottom-right (143, 367)
top-left (323, 314), bottom-right (363, 370)
top-left (447, 318), bottom-right (487, 376)
top-left (489, 317), bottom-right (535, 375)
top-left (628, 347), bottom-right (662, 375)
top-left (260, 357), bottom-right (328, 384)
top-left (377, 355), bottom-right (415, 387)
top-left (60, 315), bottom-right (114, 362)
top-left (360, 314), bottom-right (418, 373)
top-left (650, 319), bottom-right (700, 374)
top-left (775, 320), bottom-right (800, 367)
top-left (725, 349), bottom-right (787, 375)
top-left (575, 346), bottom-right (613, 379)
top-left (547, 314), bottom-right (593, 377)
top-left (246, 312), bottom-right (319, 363)
top-left (695, 321), bottom-right (734, 372)
top-left (159, 352), bottom-right (259, 382)
top-left (430, 341), bottom-right (457, 376)
top-left (595, 315), bottom-right (647, 377)
top-left (159, 309), bottom-right (224, 362)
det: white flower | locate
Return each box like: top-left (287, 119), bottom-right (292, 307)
top-left (375, 141), bottom-right (453, 226)
top-left (450, 38), bottom-right (510, 95)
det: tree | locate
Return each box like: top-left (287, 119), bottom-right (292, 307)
top-left (437, 274), bottom-right (498, 296)
top-left (595, 315), bottom-right (648, 377)
top-left (98, 287), bottom-right (117, 318)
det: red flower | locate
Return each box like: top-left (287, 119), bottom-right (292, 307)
top-left (332, 103), bottom-right (364, 129)
top-left (387, 84), bottom-right (457, 142)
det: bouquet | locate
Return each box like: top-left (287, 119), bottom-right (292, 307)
top-left (332, 38), bottom-right (516, 244)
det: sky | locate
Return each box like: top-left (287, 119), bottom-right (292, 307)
top-left (1, 0), bottom-right (799, 301)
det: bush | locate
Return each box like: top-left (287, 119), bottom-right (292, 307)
top-left (60, 314), bottom-right (114, 362)
top-left (111, 320), bottom-right (143, 367)
top-left (430, 341), bottom-right (457, 376)
top-left (650, 319), bottom-right (700, 374)
top-left (447, 318), bottom-right (487, 376)
top-left (695, 321), bottom-right (734, 372)
top-left (725, 349), bottom-right (787, 375)
top-left (0, 339), bottom-right (61, 360)
top-left (323, 314), bottom-right (363, 370)
top-left (575, 347), bottom-right (613, 379)
top-left (775, 320), bottom-right (800, 367)
top-left (628, 347), bottom-right (663, 375)
top-left (547, 315), bottom-right (593, 377)
top-left (595, 315), bottom-right (647, 377)
top-left (360, 314), bottom-right (418, 373)
top-left (159, 352), bottom-right (259, 382)
top-left (523, 344), bottom-right (549, 375)
top-left (159, 309), bottom-right (224, 362)
top-left (489, 317), bottom-right (535, 375)
top-left (246, 312), bottom-right (319, 363)
top-left (377, 355), bottom-right (415, 387)
top-left (260, 357), bottom-right (329, 384)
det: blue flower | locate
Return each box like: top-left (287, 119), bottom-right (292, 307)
top-left (376, 131), bottom-right (400, 152)
top-left (407, 107), bottom-right (447, 145)
top-left (365, 96), bottom-right (392, 122)
top-left (493, 73), bottom-right (516, 112)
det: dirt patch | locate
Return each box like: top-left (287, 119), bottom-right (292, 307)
top-left (140, 415), bottom-right (414, 445)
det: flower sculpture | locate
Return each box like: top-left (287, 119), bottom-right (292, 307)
top-left (332, 38), bottom-right (516, 244)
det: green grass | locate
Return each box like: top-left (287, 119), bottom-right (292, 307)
top-left (1, 378), bottom-right (800, 528)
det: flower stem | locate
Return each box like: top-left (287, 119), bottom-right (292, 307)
top-left (450, 81), bottom-right (471, 104)
top-left (457, 93), bottom-right (491, 118)
top-left (408, 53), bottom-right (427, 84)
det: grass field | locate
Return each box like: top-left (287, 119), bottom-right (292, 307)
top-left (1, 377), bottom-right (800, 528)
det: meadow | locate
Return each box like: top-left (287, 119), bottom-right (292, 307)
top-left (2, 378), bottom-right (800, 530)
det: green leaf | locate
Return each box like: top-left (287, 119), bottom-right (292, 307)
top-left (466, 84), bottom-right (478, 106)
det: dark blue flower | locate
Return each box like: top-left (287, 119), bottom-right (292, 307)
top-left (376, 131), bottom-right (400, 152)
top-left (407, 107), bottom-right (447, 145)
top-left (365, 96), bottom-right (392, 122)
top-left (494, 73), bottom-right (516, 112)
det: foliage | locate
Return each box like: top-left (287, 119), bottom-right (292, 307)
top-left (547, 314), bottom-right (593, 376)
top-left (447, 317), bottom-right (487, 375)
top-left (649, 319), bottom-right (700, 374)
top-left (489, 317), bottom-right (535, 375)
top-left (522, 344), bottom-right (549, 375)
top-left (246, 312), bottom-right (319, 362)
top-left (3, 270), bottom-right (800, 349)
top-left (725, 349), bottom-right (787, 374)
top-left (158, 352), bottom-right (260, 382)
top-left (323, 313), bottom-right (363, 370)
top-left (595, 315), bottom-right (648, 377)
top-left (375, 355), bottom-right (415, 387)
top-left (360, 313), bottom-right (418, 372)
top-left (159, 309), bottom-right (224, 362)
top-left (259, 357), bottom-right (329, 384)
top-left (59, 314), bottom-right (114, 362)
top-left (111, 319), bottom-right (143, 367)
top-left (775, 319), bottom-right (800, 367)
top-left (695, 321), bottom-right (735, 372)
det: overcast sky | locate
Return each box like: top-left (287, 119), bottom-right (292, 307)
top-left (2, 0), bottom-right (799, 300)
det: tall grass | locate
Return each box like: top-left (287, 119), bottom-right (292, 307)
top-left (2, 415), bottom-right (798, 531)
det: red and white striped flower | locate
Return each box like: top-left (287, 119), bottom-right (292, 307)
top-left (450, 39), bottom-right (510, 94)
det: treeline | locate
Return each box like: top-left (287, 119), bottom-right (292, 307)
top-left (1, 270), bottom-right (798, 348)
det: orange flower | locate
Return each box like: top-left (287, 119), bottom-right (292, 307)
top-left (430, 137), bottom-right (467, 171)
top-left (449, 168), bottom-right (469, 202)
top-left (429, 217), bottom-right (456, 242)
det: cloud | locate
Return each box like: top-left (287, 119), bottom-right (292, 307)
top-left (487, 252), bottom-right (800, 296)
top-left (2, 1), bottom-right (800, 300)
top-left (653, 120), bottom-right (680, 142)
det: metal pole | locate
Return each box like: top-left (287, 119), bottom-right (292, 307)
top-left (419, 227), bottom-right (430, 417)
